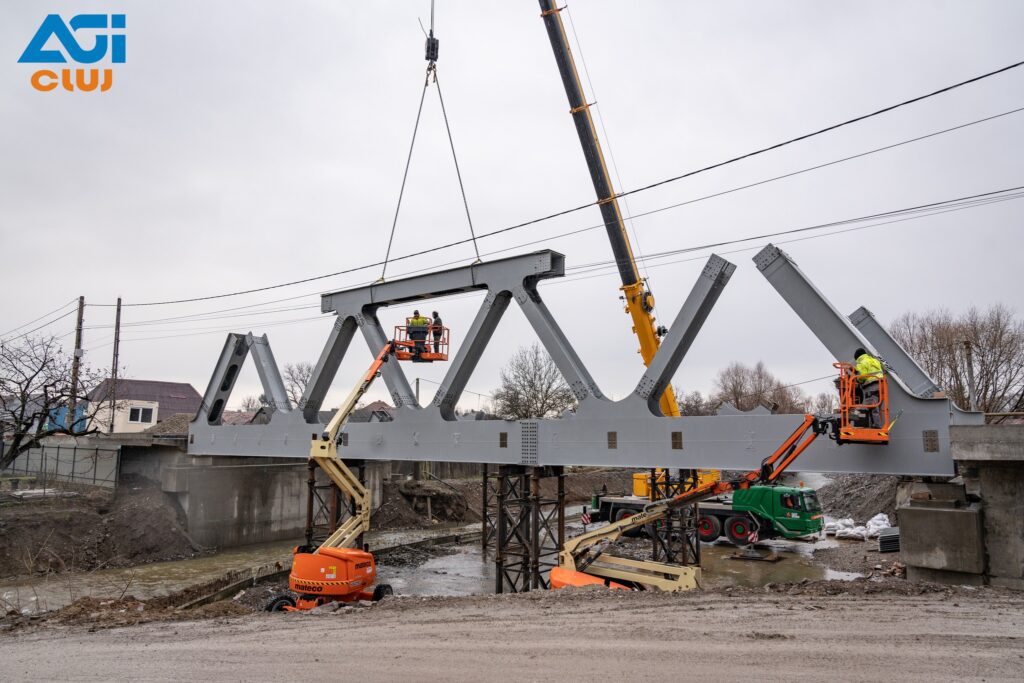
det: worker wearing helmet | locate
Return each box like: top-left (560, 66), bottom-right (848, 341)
top-left (853, 347), bottom-right (884, 428)
top-left (408, 310), bottom-right (431, 357)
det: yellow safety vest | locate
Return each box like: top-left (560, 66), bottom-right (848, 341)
top-left (409, 316), bottom-right (430, 326)
top-left (855, 354), bottom-right (884, 383)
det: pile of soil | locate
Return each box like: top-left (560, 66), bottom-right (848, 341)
top-left (0, 475), bottom-right (202, 578)
top-left (398, 480), bottom-right (469, 523)
top-left (816, 473), bottom-right (900, 523)
top-left (371, 482), bottom-right (432, 530)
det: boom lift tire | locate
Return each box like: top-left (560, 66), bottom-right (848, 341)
top-left (725, 515), bottom-right (752, 546)
top-left (372, 584), bottom-right (394, 601)
top-left (265, 595), bottom-right (297, 612)
top-left (697, 515), bottom-right (722, 543)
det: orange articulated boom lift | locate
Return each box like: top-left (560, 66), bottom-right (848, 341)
top-left (266, 324), bottom-right (449, 612)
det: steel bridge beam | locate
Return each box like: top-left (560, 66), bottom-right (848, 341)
top-left (189, 248), bottom-right (976, 475)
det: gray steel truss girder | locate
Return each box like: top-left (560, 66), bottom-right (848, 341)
top-left (848, 306), bottom-right (941, 398)
top-left (188, 247), bottom-right (975, 476)
top-left (358, 309), bottom-right (418, 408)
top-left (302, 316), bottom-right (358, 422)
top-left (515, 284), bottom-right (604, 402)
top-left (196, 332), bottom-right (291, 426)
top-left (248, 334), bottom-right (291, 414)
top-left (634, 254), bottom-right (735, 414)
top-left (431, 290), bottom-right (512, 419)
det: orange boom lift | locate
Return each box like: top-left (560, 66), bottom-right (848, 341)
top-left (266, 322), bottom-right (449, 612)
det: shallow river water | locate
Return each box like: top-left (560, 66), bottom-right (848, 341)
top-left (2, 517), bottom-right (859, 614)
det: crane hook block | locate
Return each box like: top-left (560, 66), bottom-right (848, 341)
top-left (425, 35), bottom-right (439, 62)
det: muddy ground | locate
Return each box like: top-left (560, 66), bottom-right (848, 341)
top-left (0, 475), bottom-right (201, 579)
top-left (1, 583), bottom-right (1021, 681)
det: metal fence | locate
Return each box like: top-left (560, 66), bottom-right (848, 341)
top-left (1, 443), bottom-right (121, 490)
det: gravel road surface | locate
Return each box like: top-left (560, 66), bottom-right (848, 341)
top-left (2, 586), bottom-right (1022, 681)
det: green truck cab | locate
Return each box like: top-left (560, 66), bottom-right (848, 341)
top-left (730, 485), bottom-right (824, 539)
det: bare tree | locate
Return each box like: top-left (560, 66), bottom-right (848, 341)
top-left (890, 304), bottom-right (1024, 412)
top-left (492, 343), bottom-right (577, 420)
top-left (0, 335), bottom-right (110, 469)
top-left (711, 361), bottom-right (808, 414)
top-left (673, 388), bottom-right (716, 416)
top-left (809, 391), bottom-right (837, 414)
top-left (283, 361), bottom-right (315, 406)
top-left (239, 394), bottom-right (268, 411)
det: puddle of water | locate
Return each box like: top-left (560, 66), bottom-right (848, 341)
top-left (699, 538), bottom-right (860, 588)
top-left (380, 546), bottom-right (494, 596)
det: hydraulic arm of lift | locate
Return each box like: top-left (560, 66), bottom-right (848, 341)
top-left (308, 341), bottom-right (398, 551)
top-left (271, 342), bottom-right (400, 610)
top-left (551, 414), bottom-right (836, 591)
top-left (538, 0), bottom-right (679, 417)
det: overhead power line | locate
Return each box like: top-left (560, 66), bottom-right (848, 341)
top-left (84, 59), bottom-right (1024, 308)
top-left (74, 101), bottom-right (1024, 334)
top-left (81, 184), bottom-right (1022, 347)
top-left (0, 308), bottom-right (79, 344)
top-left (0, 298), bottom-right (77, 340)
top-left (556, 188), bottom-right (1024, 284)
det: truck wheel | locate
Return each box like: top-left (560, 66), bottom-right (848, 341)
top-left (697, 515), bottom-right (721, 542)
top-left (372, 584), bottom-right (394, 601)
top-left (615, 508), bottom-right (643, 538)
top-left (725, 516), bottom-right (752, 546)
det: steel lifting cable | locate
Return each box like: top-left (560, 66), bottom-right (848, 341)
top-left (435, 71), bottom-right (481, 262)
top-left (380, 0), bottom-right (480, 280)
top-left (380, 73), bottom-right (431, 281)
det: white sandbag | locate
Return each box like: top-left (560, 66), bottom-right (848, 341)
top-left (865, 513), bottom-right (891, 538)
top-left (836, 525), bottom-right (868, 540)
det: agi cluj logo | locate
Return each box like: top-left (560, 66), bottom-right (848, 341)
top-left (18, 14), bottom-right (126, 92)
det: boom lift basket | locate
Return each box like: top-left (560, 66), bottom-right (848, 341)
top-left (833, 362), bottom-right (890, 444)
top-left (394, 320), bottom-right (449, 362)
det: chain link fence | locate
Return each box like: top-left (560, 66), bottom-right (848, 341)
top-left (1, 442), bottom-right (121, 492)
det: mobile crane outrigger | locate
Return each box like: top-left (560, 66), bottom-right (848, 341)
top-left (266, 322), bottom-right (449, 611)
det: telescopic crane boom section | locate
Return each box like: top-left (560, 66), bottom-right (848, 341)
top-left (538, 0), bottom-right (680, 418)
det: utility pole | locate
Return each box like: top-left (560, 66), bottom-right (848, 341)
top-left (108, 297), bottom-right (122, 433)
top-left (68, 295), bottom-right (85, 433)
top-left (963, 339), bottom-right (977, 411)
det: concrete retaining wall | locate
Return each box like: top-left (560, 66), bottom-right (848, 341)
top-left (901, 425), bottom-right (1024, 590)
top-left (119, 445), bottom-right (391, 549)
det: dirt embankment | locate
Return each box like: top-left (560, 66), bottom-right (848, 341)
top-left (0, 475), bottom-right (202, 579)
top-left (817, 473), bottom-right (900, 523)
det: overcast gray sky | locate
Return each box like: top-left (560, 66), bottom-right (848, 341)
top-left (2, 1), bottom-right (1022, 412)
